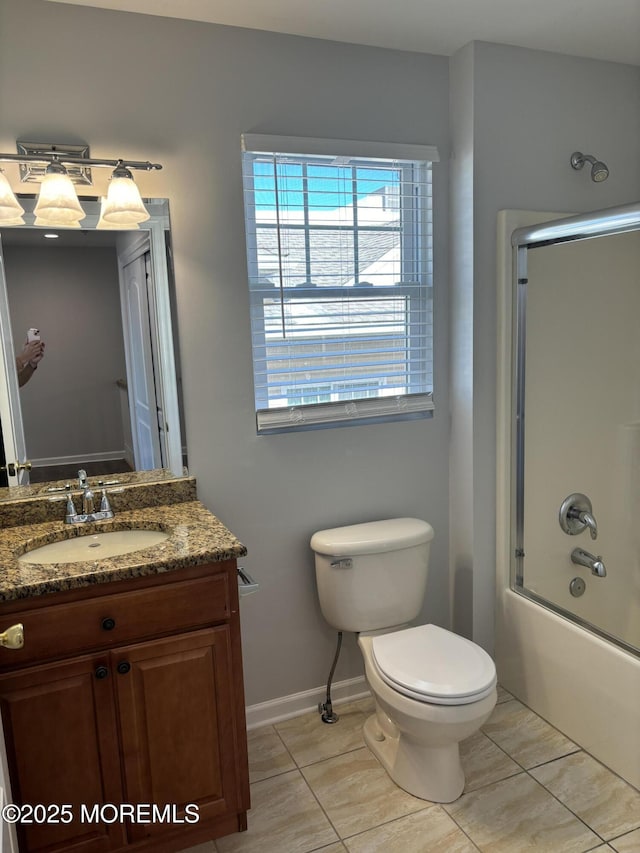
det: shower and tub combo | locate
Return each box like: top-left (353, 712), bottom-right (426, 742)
top-left (496, 201), bottom-right (640, 790)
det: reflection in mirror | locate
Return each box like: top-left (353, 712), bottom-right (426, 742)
top-left (0, 197), bottom-right (186, 495)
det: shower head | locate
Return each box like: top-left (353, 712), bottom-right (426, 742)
top-left (570, 151), bottom-right (609, 182)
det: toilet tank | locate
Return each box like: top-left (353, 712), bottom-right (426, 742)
top-left (310, 518), bottom-right (434, 633)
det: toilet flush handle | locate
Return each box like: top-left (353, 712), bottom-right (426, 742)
top-left (330, 558), bottom-right (353, 569)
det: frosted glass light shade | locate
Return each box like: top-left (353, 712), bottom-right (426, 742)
top-left (34, 171), bottom-right (85, 224)
top-left (97, 196), bottom-right (139, 230)
top-left (0, 171), bottom-right (25, 222)
top-left (102, 176), bottom-right (150, 224)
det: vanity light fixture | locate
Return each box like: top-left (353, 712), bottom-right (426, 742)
top-left (33, 159), bottom-right (86, 224)
top-left (97, 195), bottom-right (140, 230)
top-left (0, 142), bottom-right (162, 228)
top-left (0, 169), bottom-right (25, 224)
top-left (102, 162), bottom-right (149, 224)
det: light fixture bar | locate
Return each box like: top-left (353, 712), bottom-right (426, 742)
top-left (0, 142), bottom-right (162, 185)
top-left (0, 153), bottom-right (163, 172)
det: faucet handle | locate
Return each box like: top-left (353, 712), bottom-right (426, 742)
top-left (100, 489), bottom-right (111, 514)
top-left (559, 493), bottom-right (597, 538)
top-left (65, 494), bottom-right (77, 522)
top-left (78, 469), bottom-right (88, 488)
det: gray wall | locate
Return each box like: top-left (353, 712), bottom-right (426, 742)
top-left (3, 244), bottom-right (126, 463)
top-left (449, 42), bottom-right (640, 651)
top-left (0, 0), bottom-right (451, 705)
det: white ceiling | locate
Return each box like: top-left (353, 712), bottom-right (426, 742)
top-left (45, 0), bottom-right (640, 67)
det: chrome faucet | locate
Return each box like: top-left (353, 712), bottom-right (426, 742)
top-left (65, 470), bottom-right (114, 524)
top-left (567, 507), bottom-right (598, 540)
top-left (571, 547), bottom-right (606, 578)
top-left (559, 494), bottom-right (599, 540)
top-left (78, 470), bottom-right (95, 514)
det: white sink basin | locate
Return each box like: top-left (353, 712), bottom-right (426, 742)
top-left (18, 529), bottom-right (170, 565)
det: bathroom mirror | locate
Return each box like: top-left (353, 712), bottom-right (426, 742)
top-left (0, 197), bottom-right (186, 494)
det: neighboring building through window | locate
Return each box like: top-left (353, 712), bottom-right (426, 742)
top-left (241, 135), bottom-right (438, 433)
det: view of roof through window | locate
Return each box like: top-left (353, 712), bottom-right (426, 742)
top-left (242, 149), bottom-right (433, 430)
top-left (251, 159), bottom-right (406, 288)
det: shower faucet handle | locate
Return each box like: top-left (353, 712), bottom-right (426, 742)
top-left (559, 493), bottom-right (598, 539)
top-left (567, 507), bottom-right (598, 540)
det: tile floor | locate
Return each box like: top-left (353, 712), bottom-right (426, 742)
top-left (180, 686), bottom-right (640, 852)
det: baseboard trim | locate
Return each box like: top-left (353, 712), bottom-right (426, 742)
top-left (245, 675), bottom-right (370, 730)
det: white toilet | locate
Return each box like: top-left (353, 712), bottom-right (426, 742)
top-left (310, 518), bottom-right (497, 803)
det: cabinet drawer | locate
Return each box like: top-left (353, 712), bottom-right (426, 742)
top-left (0, 572), bottom-right (230, 668)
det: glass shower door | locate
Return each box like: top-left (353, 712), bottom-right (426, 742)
top-left (517, 229), bottom-right (640, 654)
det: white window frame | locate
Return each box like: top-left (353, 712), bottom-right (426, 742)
top-left (241, 134), bottom-right (438, 433)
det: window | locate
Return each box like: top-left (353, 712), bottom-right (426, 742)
top-left (241, 134), bottom-right (438, 433)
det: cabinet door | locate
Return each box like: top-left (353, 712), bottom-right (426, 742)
top-left (0, 655), bottom-right (125, 853)
top-left (114, 627), bottom-right (242, 843)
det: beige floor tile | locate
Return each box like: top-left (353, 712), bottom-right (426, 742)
top-left (247, 724), bottom-right (296, 782)
top-left (314, 845), bottom-right (349, 852)
top-left (610, 828), bottom-right (640, 851)
top-left (482, 699), bottom-right (578, 768)
top-left (444, 772), bottom-right (601, 852)
top-left (530, 752), bottom-right (640, 840)
top-left (302, 746), bottom-right (425, 838)
top-left (178, 843), bottom-right (216, 853)
top-left (344, 805), bottom-right (479, 853)
top-left (460, 730), bottom-right (521, 792)
top-left (275, 700), bottom-right (370, 767)
top-left (216, 769), bottom-right (338, 853)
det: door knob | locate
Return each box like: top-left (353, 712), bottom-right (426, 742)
top-left (0, 623), bottom-right (24, 650)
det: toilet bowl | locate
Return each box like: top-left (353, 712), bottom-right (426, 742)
top-left (358, 625), bottom-right (496, 802)
top-left (310, 518), bottom-right (497, 803)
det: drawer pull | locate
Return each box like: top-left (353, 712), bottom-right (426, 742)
top-left (117, 661), bottom-right (131, 675)
top-left (95, 665), bottom-right (109, 680)
top-left (0, 623), bottom-right (24, 650)
top-left (101, 617), bottom-right (116, 631)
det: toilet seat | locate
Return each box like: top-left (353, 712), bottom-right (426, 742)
top-left (371, 624), bottom-right (496, 706)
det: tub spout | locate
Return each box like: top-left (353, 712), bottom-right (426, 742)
top-left (571, 547), bottom-right (606, 578)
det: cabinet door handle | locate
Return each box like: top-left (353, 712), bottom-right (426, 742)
top-left (101, 617), bottom-right (116, 631)
top-left (0, 623), bottom-right (24, 650)
top-left (95, 665), bottom-right (109, 680)
top-left (117, 661), bottom-right (131, 675)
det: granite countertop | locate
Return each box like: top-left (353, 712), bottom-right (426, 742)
top-left (0, 500), bottom-right (247, 602)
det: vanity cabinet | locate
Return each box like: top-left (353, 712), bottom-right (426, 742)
top-left (0, 560), bottom-right (250, 853)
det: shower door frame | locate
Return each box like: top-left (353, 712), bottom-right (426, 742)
top-left (507, 201), bottom-right (640, 655)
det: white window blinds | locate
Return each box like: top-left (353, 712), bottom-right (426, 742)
top-left (241, 134), bottom-right (437, 433)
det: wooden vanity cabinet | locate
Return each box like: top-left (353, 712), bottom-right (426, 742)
top-left (0, 560), bottom-right (250, 853)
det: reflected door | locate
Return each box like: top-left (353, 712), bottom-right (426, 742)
top-left (0, 238), bottom-right (28, 487)
top-left (121, 252), bottom-right (162, 471)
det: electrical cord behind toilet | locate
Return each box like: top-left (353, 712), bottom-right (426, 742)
top-left (319, 631), bottom-right (343, 723)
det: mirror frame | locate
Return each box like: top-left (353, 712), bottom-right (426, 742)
top-left (0, 196), bottom-right (185, 487)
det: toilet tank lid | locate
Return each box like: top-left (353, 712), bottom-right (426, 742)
top-left (310, 518), bottom-right (434, 556)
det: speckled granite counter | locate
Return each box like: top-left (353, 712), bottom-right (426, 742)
top-left (0, 500), bottom-right (247, 602)
top-left (0, 473), bottom-right (198, 528)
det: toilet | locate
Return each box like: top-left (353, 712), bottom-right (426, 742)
top-left (310, 518), bottom-right (497, 803)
